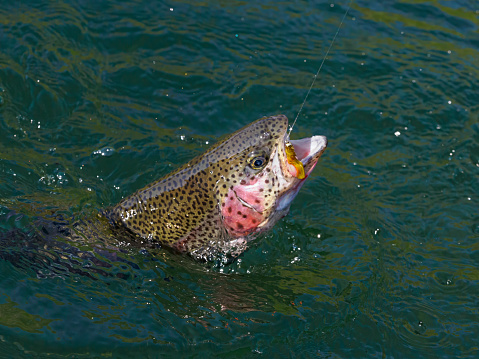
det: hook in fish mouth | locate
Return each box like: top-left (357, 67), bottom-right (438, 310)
top-left (285, 141), bottom-right (306, 179)
top-left (283, 135), bottom-right (328, 179)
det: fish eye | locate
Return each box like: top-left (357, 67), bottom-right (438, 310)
top-left (248, 156), bottom-right (267, 170)
top-left (253, 158), bottom-right (264, 167)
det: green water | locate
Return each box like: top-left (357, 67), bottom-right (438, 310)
top-left (1, 0), bottom-right (478, 357)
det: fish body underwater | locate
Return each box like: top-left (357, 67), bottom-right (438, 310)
top-left (106, 115), bottom-right (327, 261)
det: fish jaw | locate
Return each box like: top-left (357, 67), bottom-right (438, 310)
top-left (257, 133), bottom-right (328, 228)
top-left (286, 135), bottom-right (328, 178)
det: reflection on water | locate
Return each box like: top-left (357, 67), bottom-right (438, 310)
top-left (0, 0), bottom-right (478, 356)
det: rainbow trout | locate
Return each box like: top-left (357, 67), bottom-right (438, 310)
top-left (107, 115), bottom-right (327, 261)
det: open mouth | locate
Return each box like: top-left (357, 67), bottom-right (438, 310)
top-left (284, 135), bottom-right (328, 178)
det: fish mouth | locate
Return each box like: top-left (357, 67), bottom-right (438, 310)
top-left (283, 134), bottom-right (328, 178)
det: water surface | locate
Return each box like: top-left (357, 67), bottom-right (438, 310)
top-left (0, 0), bottom-right (478, 357)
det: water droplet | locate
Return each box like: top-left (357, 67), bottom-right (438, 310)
top-left (92, 147), bottom-right (115, 157)
top-left (260, 132), bottom-right (271, 140)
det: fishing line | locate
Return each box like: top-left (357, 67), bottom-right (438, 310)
top-left (288, 0), bottom-right (353, 136)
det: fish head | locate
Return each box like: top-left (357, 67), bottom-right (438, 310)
top-left (214, 114), bottom-right (327, 246)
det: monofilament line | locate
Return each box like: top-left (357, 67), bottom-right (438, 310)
top-left (288, 0), bottom-right (353, 136)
